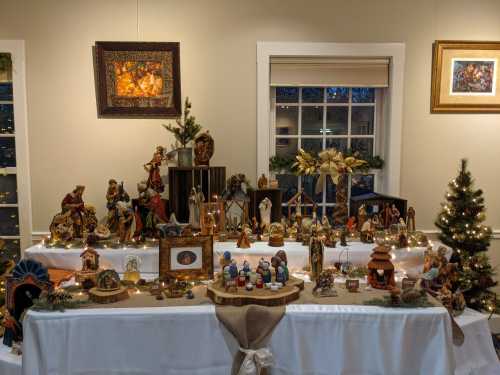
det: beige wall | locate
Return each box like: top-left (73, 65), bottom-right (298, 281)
top-left (1, 0), bottom-right (500, 282)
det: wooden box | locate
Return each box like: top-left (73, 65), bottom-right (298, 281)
top-left (168, 166), bottom-right (226, 222)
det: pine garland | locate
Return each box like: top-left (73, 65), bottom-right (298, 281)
top-left (435, 159), bottom-right (497, 312)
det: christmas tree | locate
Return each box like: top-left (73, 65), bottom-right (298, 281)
top-left (435, 159), bottom-right (497, 312)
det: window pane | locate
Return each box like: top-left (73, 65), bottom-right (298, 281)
top-left (0, 174), bottom-right (17, 204)
top-left (275, 138), bottom-right (298, 159)
top-left (325, 176), bottom-right (337, 203)
top-left (351, 174), bottom-right (375, 197)
top-left (0, 104), bottom-right (14, 134)
top-left (351, 107), bottom-right (374, 135)
top-left (301, 106), bottom-right (323, 135)
top-left (301, 138), bottom-right (322, 156)
top-left (351, 138), bottom-right (373, 159)
top-left (325, 138), bottom-right (348, 153)
top-left (302, 87), bottom-right (324, 103)
top-left (276, 174), bottom-right (298, 202)
top-left (326, 107), bottom-right (348, 135)
top-left (0, 207), bottom-right (19, 235)
top-left (276, 106), bottom-right (298, 135)
top-left (325, 206), bottom-right (335, 223)
top-left (352, 88), bottom-right (375, 103)
top-left (301, 175), bottom-right (322, 203)
top-left (276, 87), bottom-right (299, 103)
top-left (326, 87), bottom-right (349, 103)
top-left (0, 83), bottom-right (13, 101)
top-left (0, 138), bottom-right (16, 167)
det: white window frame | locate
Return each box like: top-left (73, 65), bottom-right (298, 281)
top-left (0, 40), bottom-right (32, 252)
top-left (271, 86), bottom-right (382, 214)
top-left (257, 42), bottom-right (405, 196)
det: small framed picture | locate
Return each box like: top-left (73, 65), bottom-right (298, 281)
top-left (431, 40), bottom-right (500, 113)
top-left (159, 235), bottom-right (214, 281)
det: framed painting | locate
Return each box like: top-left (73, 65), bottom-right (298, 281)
top-left (94, 41), bottom-right (181, 118)
top-left (159, 235), bottom-right (214, 281)
top-left (431, 40), bottom-right (500, 113)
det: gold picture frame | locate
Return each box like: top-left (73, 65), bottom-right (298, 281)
top-left (431, 40), bottom-right (500, 113)
top-left (159, 235), bottom-right (214, 281)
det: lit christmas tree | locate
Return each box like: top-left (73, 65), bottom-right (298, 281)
top-left (435, 159), bottom-right (497, 312)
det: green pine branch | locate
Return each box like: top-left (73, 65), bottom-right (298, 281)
top-left (162, 97), bottom-right (202, 148)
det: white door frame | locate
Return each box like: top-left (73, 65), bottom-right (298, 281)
top-left (0, 40), bottom-right (32, 252)
top-left (256, 41), bottom-right (405, 196)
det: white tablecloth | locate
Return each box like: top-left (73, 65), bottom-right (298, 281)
top-left (0, 306), bottom-right (496, 375)
top-left (25, 241), bottom-right (442, 277)
top-left (0, 344), bottom-right (21, 375)
top-left (454, 309), bottom-right (499, 374)
top-left (21, 304), bottom-right (453, 375)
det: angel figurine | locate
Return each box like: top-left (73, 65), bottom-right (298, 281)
top-left (144, 146), bottom-right (167, 193)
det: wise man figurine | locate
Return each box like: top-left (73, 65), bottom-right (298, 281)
top-left (61, 185), bottom-right (86, 238)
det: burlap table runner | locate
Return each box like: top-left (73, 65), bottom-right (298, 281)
top-left (215, 304), bottom-right (285, 375)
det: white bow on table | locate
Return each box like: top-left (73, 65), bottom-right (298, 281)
top-left (238, 347), bottom-right (275, 375)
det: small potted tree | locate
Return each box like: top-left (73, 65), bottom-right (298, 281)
top-left (163, 97), bottom-right (202, 167)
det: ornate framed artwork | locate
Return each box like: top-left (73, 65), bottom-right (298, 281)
top-left (159, 235), bottom-right (214, 281)
top-left (431, 40), bottom-right (500, 113)
top-left (94, 41), bottom-right (181, 118)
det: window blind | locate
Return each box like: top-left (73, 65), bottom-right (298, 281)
top-left (270, 57), bottom-right (390, 87)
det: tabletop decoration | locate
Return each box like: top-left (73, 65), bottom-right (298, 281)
top-left (31, 289), bottom-right (88, 312)
top-left (3, 260), bottom-right (53, 347)
top-left (75, 247), bottom-right (101, 287)
top-left (88, 269), bottom-right (129, 304)
top-left (313, 269), bottom-right (337, 297)
top-left (367, 244), bottom-right (396, 290)
top-left (208, 257), bottom-right (304, 306)
top-left (293, 148), bottom-right (367, 225)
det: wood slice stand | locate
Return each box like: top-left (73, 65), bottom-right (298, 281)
top-left (207, 276), bottom-right (304, 307)
top-left (88, 286), bottom-right (130, 304)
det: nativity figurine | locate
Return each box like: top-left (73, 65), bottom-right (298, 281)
top-left (257, 173), bottom-right (268, 189)
top-left (194, 131), bottom-right (214, 166)
top-left (61, 185), bottom-right (86, 238)
top-left (106, 179), bottom-right (130, 233)
top-left (144, 146), bottom-right (166, 193)
top-left (309, 225), bottom-right (324, 281)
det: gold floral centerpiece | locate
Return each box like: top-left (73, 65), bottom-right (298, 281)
top-left (293, 148), bottom-right (367, 225)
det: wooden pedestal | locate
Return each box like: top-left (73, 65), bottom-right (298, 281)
top-left (88, 286), bottom-right (130, 304)
top-left (207, 276), bottom-right (304, 307)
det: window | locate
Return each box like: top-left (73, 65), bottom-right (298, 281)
top-left (271, 86), bottom-right (381, 220)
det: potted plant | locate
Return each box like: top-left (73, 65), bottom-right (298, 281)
top-left (163, 97), bottom-right (202, 167)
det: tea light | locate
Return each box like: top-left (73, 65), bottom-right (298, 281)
top-left (245, 283), bottom-right (254, 291)
top-left (270, 284), bottom-right (279, 292)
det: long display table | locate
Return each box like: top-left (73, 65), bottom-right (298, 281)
top-left (24, 240), bottom-right (444, 277)
top-left (12, 305), bottom-right (497, 375)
